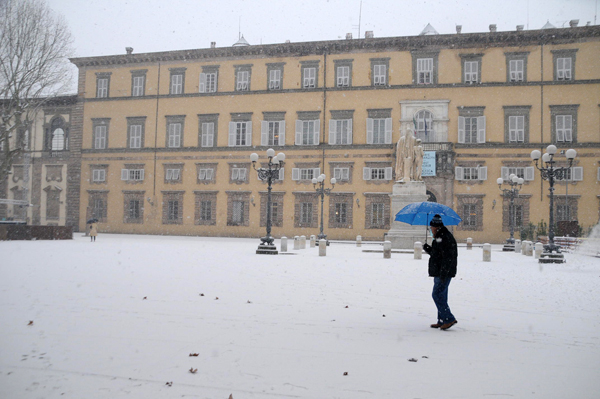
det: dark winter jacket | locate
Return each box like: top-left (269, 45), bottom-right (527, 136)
top-left (423, 226), bottom-right (458, 278)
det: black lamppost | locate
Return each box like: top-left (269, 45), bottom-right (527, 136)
top-left (312, 173), bottom-right (336, 242)
top-left (251, 148), bottom-right (285, 255)
top-left (530, 144), bottom-right (577, 255)
top-left (496, 173), bottom-right (524, 249)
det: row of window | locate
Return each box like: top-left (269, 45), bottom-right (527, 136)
top-left (90, 106), bottom-right (579, 151)
top-left (95, 49), bottom-right (579, 98)
top-left (88, 191), bottom-right (391, 230)
top-left (91, 164), bottom-right (590, 185)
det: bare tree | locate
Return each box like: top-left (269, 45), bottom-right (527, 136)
top-left (0, 0), bottom-right (73, 182)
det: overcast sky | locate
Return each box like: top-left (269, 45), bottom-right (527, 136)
top-left (47, 0), bottom-right (597, 58)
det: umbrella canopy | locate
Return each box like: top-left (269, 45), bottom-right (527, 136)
top-left (395, 201), bottom-right (462, 226)
top-left (87, 218), bottom-right (98, 224)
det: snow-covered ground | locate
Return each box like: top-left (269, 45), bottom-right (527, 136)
top-left (1, 234), bottom-right (599, 399)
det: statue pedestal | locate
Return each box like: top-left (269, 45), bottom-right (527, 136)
top-left (387, 181), bottom-right (429, 249)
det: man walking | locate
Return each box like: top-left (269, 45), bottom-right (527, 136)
top-left (422, 214), bottom-right (458, 330)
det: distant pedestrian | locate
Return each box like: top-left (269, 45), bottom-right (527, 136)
top-left (89, 222), bottom-right (98, 242)
top-left (422, 214), bottom-right (458, 330)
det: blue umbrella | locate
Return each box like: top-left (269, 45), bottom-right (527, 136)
top-left (395, 202), bottom-right (462, 241)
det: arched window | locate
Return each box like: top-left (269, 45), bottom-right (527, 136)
top-left (50, 117), bottom-right (67, 151)
top-left (414, 110), bottom-right (434, 142)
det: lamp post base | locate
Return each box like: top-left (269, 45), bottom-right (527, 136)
top-left (256, 243), bottom-right (278, 255)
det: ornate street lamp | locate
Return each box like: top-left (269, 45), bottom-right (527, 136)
top-left (312, 173), bottom-right (336, 242)
top-left (250, 149), bottom-right (285, 255)
top-left (530, 145), bottom-right (577, 259)
top-left (496, 174), bottom-right (524, 251)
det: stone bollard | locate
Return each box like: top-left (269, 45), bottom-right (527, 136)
top-left (356, 235), bottom-right (362, 247)
top-left (281, 236), bottom-right (288, 252)
top-left (466, 237), bottom-right (473, 250)
top-left (521, 240), bottom-right (528, 255)
top-left (319, 239), bottom-right (327, 256)
top-left (300, 235), bottom-right (306, 249)
top-left (525, 241), bottom-right (533, 256)
top-left (383, 241), bottom-right (392, 259)
top-left (483, 243), bottom-right (492, 262)
top-left (310, 235), bottom-right (316, 248)
top-left (515, 239), bottom-right (522, 253)
top-left (294, 236), bottom-right (300, 250)
top-left (534, 242), bottom-right (543, 259)
top-left (414, 241), bottom-right (423, 260)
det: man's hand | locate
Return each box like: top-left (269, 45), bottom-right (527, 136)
top-left (423, 243), bottom-right (431, 253)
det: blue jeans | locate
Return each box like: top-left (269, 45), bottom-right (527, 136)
top-left (432, 277), bottom-right (455, 324)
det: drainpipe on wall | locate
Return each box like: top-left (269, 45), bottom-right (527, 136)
top-left (322, 51), bottom-right (327, 172)
top-left (153, 62), bottom-right (161, 200)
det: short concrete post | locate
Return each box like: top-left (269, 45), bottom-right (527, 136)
top-left (525, 241), bottom-right (533, 256)
top-left (521, 240), bottom-right (528, 255)
top-left (534, 242), bottom-right (543, 259)
top-left (383, 241), bottom-right (392, 259)
top-left (294, 236), bottom-right (300, 250)
top-left (483, 243), bottom-right (491, 262)
top-left (310, 235), bottom-right (316, 248)
top-left (356, 235), bottom-right (362, 247)
top-left (466, 237), bottom-right (473, 250)
top-left (414, 241), bottom-right (423, 260)
top-left (319, 239), bottom-right (327, 256)
top-left (515, 239), bottom-right (522, 253)
top-left (280, 236), bottom-right (288, 252)
top-left (300, 235), bottom-right (306, 249)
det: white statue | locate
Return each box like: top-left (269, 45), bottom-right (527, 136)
top-left (395, 129), bottom-right (416, 182)
top-left (413, 139), bottom-right (424, 181)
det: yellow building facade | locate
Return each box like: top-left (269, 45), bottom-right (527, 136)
top-left (70, 26), bottom-right (600, 243)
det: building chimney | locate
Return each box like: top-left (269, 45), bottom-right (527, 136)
top-left (569, 19), bottom-right (579, 27)
top-left (210, 42), bottom-right (216, 48)
top-left (346, 33), bottom-right (352, 40)
top-left (365, 31), bottom-right (374, 38)
top-left (125, 47), bottom-right (133, 55)
top-left (285, 40), bottom-right (291, 43)
top-left (456, 25), bottom-right (462, 34)
top-left (516, 25), bottom-right (524, 31)
top-left (489, 24), bottom-right (497, 33)
top-left (586, 21), bottom-right (591, 26)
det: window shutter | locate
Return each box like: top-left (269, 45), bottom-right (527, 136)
top-left (556, 115), bottom-right (565, 141)
top-left (139, 169), bottom-right (145, 180)
top-left (206, 169), bottom-right (213, 180)
top-left (363, 167), bottom-right (371, 180)
top-left (228, 122), bottom-right (236, 146)
top-left (477, 116), bottom-right (486, 143)
top-left (342, 168), bottom-right (349, 180)
top-left (524, 166), bottom-right (535, 181)
top-left (292, 168), bottom-right (299, 181)
top-left (347, 119), bottom-right (353, 144)
top-left (313, 119), bottom-right (320, 145)
top-left (278, 121), bottom-right (285, 145)
top-left (501, 167), bottom-right (509, 181)
top-left (239, 168), bottom-right (247, 180)
top-left (313, 168), bottom-right (320, 178)
top-left (455, 166), bottom-right (464, 180)
top-left (385, 167), bottom-right (393, 180)
top-left (295, 120), bottom-right (303, 145)
top-left (278, 168), bottom-right (284, 180)
top-left (231, 168), bottom-right (239, 180)
top-left (207, 123), bottom-right (214, 147)
top-left (458, 116), bottom-right (465, 143)
top-left (366, 118), bottom-right (374, 144)
top-left (597, 167), bottom-right (600, 181)
top-left (121, 169), bottom-right (129, 180)
top-left (478, 166), bottom-right (487, 180)
top-left (564, 115), bottom-right (573, 142)
top-left (198, 169), bottom-right (206, 180)
top-left (329, 120), bottom-right (337, 144)
top-left (199, 73), bottom-right (206, 93)
top-left (261, 121), bottom-right (268, 146)
top-left (334, 168), bottom-right (341, 179)
top-left (572, 167), bottom-right (583, 181)
top-left (245, 121), bottom-right (252, 146)
top-left (385, 118), bottom-right (392, 144)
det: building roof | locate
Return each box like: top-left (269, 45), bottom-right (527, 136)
top-left (69, 25), bottom-right (600, 68)
top-left (542, 20), bottom-right (557, 29)
top-left (419, 23), bottom-right (439, 36)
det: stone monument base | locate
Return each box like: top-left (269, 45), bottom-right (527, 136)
top-left (386, 180), bottom-right (429, 250)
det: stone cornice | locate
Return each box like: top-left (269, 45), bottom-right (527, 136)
top-left (69, 26), bottom-right (600, 68)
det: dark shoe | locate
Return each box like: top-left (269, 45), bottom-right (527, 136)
top-left (440, 320), bottom-right (458, 330)
top-left (430, 323), bottom-right (442, 328)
